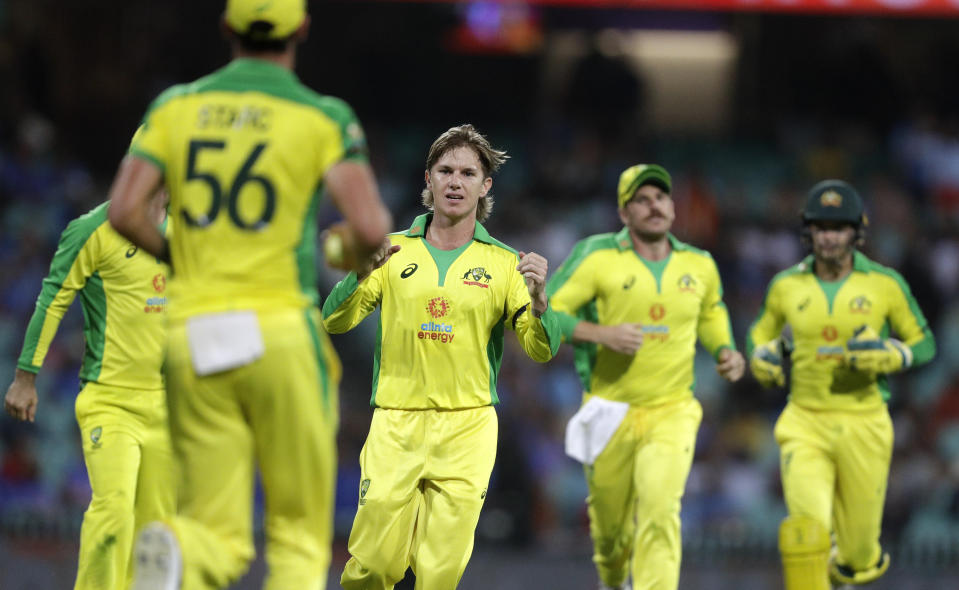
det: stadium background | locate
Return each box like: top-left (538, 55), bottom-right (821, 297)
top-left (1, 0), bottom-right (959, 588)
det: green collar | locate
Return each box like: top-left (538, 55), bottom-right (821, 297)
top-left (220, 58), bottom-right (299, 82)
top-left (404, 213), bottom-right (495, 245)
top-left (800, 250), bottom-right (870, 273)
top-left (613, 227), bottom-right (688, 252)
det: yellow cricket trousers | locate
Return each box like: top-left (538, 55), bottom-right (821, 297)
top-left (585, 395), bottom-right (702, 590)
top-left (74, 383), bottom-right (175, 590)
top-left (341, 406), bottom-right (498, 590)
top-left (775, 401), bottom-right (893, 571)
top-left (162, 307), bottom-right (340, 590)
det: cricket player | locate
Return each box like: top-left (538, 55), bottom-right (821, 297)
top-left (323, 124), bottom-right (561, 590)
top-left (106, 0), bottom-right (392, 588)
top-left (547, 164), bottom-right (745, 590)
top-left (748, 180), bottom-right (936, 590)
top-left (4, 191), bottom-right (174, 590)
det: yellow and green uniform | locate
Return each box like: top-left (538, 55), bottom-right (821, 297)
top-left (747, 251), bottom-right (935, 577)
top-left (17, 201), bottom-right (174, 590)
top-left (323, 213), bottom-right (560, 590)
top-left (547, 229), bottom-right (735, 590)
top-left (130, 57), bottom-right (362, 590)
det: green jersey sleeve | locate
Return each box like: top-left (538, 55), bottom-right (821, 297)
top-left (322, 265), bottom-right (384, 333)
top-left (18, 209), bottom-right (105, 372)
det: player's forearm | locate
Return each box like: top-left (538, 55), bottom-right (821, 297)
top-left (107, 155), bottom-right (166, 256)
top-left (13, 368), bottom-right (37, 385)
top-left (518, 316), bottom-right (560, 362)
top-left (321, 301), bottom-right (366, 334)
top-left (698, 312), bottom-right (735, 359)
top-left (326, 161), bottom-right (392, 259)
top-left (322, 308), bottom-right (367, 334)
top-left (908, 331), bottom-right (936, 368)
top-left (110, 207), bottom-right (167, 258)
top-left (531, 293), bottom-right (548, 317)
top-left (572, 320), bottom-right (608, 345)
top-left (746, 314), bottom-right (781, 358)
top-left (17, 302), bottom-right (65, 373)
top-left (321, 274), bottom-right (375, 333)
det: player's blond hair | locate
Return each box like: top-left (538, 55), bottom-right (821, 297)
top-left (420, 124), bottom-right (509, 223)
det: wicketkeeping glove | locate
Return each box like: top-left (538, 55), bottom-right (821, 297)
top-left (844, 325), bottom-right (913, 375)
top-left (751, 339), bottom-right (785, 388)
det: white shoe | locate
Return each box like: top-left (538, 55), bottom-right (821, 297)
top-left (599, 583), bottom-right (631, 590)
top-left (132, 522), bottom-right (182, 590)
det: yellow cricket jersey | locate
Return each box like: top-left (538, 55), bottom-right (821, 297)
top-left (17, 202), bottom-right (169, 390)
top-left (322, 213), bottom-right (561, 410)
top-left (129, 58), bottom-right (368, 320)
top-left (547, 229), bottom-right (735, 407)
top-left (747, 251), bottom-right (935, 410)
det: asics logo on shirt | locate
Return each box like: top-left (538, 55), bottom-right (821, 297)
top-left (401, 263), bottom-right (418, 279)
top-left (126, 246), bottom-right (138, 258)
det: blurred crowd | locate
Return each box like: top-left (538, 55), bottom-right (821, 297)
top-left (1, 0), bottom-right (958, 569)
top-left (4, 111), bottom-right (959, 564)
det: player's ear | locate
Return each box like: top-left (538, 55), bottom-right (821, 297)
top-left (617, 207), bottom-right (629, 226)
top-left (424, 169), bottom-right (431, 188)
top-left (293, 15), bottom-right (311, 42)
top-left (220, 15), bottom-right (233, 41)
top-left (480, 176), bottom-right (492, 196)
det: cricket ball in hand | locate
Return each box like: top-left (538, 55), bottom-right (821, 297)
top-left (324, 232), bottom-right (345, 267)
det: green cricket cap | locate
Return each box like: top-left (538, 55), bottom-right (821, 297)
top-left (802, 179), bottom-right (867, 226)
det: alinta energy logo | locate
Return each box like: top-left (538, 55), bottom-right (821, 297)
top-left (644, 303), bottom-right (669, 342)
top-left (462, 266), bottom-right (492, 288)
top-left (649, 303), bottom-right (666, 321)
top-left (420, 296), bottom-right (455, 343)
top-left (144, 273), bottom-right (168, 313)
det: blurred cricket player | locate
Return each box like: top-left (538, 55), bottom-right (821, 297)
top-left (323, 124), bottom-right (561, 590)
top-left (106, 0), bottom-right (392, 587)
top-left (4, 191), bottom-right (174, 590)
top-left (748, 180), bottom-right (935, 590)
top-left (547, 164), bottom-right (745, 590)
